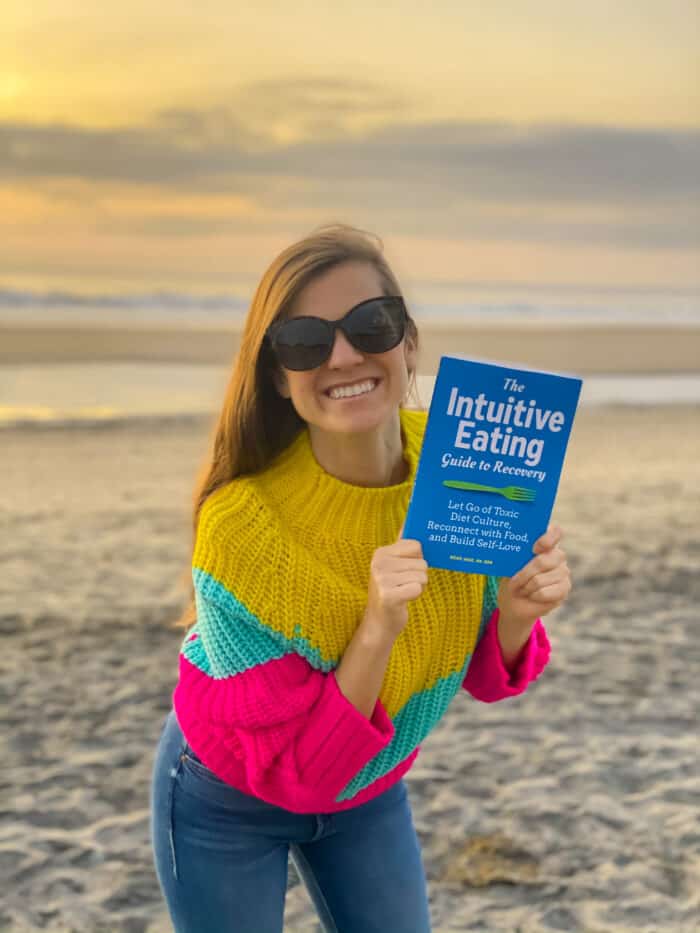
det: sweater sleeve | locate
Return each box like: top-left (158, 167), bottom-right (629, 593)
top-left (173, 590), bottom-right (394, 812)
top-left (463, 607), bottom-right (551, 702)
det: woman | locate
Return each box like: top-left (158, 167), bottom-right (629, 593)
top-left (150, 223), bottom-right (571, 932)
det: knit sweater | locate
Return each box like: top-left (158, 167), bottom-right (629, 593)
top-left (173, 408), bottom-right (551, 814)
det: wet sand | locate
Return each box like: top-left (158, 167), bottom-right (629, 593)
top-left (2, 318), bottom-right (700, 374)
top-left (2, 404), bottom-right (699, 931)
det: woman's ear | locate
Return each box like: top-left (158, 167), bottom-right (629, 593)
top-left (403, 332), bottom-right (418, 375)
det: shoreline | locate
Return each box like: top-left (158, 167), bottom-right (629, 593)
top-left (1, 398), bottom-right (697, 435)
top-left (2, 320), bottom-right (700, 374)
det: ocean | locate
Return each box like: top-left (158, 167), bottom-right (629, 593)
top-left (2, 281), bottom-right (699, 326)
top-left (1, 283), bottom-right (699, 428)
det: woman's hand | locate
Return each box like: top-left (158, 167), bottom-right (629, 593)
top-left (363, 522), bottom-right (429, 642)
top-left (497, 523), bottom-right (571, 631)
top-left (337, 523), bottom-right (428, 719)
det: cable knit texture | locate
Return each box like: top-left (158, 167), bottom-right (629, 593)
top-left (173, 408), bottom-right (551, 813)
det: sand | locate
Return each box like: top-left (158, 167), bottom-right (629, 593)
top-left (2, 319), bottom-right (700, 374)
top-left (2, 404), bottom-right (699, 931)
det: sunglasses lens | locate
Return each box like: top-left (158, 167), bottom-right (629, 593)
top-left (347, 298), bottom-right (405, 353)
top-left (270, 297), bottom-right (405, 371)
top-left (272, 317), bottom-right (331, 370)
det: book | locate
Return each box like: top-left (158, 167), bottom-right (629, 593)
top-left (403, 355), bottom-right (583, 577)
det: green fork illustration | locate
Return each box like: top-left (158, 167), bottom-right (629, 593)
top-left (442, 479), bottom-right (536, 503)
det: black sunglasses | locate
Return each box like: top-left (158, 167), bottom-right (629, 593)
top-left (265, 296), bottom-right (408, 371)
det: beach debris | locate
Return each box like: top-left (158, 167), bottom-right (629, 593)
top-left (442, 832), bottom-right (540, 887)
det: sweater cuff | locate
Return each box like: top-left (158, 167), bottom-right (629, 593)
top-left (294, 670), bottom-right (395, 791)
top-left (463, 608), bottom-right (551, 702)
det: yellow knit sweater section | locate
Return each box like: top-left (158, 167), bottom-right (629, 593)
top-left (192, 407), bottom-right (487, 719)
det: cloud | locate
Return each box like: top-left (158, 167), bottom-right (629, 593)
top-left (280, 122), bottom-right (700, 203)
top-left (2, 110), bottom-right (697, 199)
top-left (1, 78), bottom-right (699, 250)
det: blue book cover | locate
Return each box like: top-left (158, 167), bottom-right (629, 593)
top-left (403, 355), bottom-right (583, 577)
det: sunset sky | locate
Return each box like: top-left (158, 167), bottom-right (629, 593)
top-left (3, 1), bottom-right (699, 299)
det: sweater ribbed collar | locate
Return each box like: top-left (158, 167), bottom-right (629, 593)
top-left (255, 408), bottom-right (426, 544)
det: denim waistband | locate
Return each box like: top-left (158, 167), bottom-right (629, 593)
top-left (167, 708), bottom-right (203, 764)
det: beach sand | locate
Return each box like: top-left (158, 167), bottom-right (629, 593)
top-left (2, 404), bottom-right (699, 931)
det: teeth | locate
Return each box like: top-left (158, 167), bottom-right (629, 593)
top-left (328, 379), bottom-right (377, 400)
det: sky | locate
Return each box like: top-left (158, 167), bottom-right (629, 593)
top-left (2, 1), bottom-right (699, 299)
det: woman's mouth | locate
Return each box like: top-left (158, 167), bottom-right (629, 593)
top-left (324, 378), bottom-right (380, 401)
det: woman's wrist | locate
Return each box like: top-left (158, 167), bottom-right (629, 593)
top-left (496, 609), bottom-right (536, 671)
top-left (335, 611), bottom-right (396, 719)
top-left (358, 609), bottom-right (398, 650)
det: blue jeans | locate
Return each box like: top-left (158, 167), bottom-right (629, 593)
top-left (150, 709), bottom-right (432, 932)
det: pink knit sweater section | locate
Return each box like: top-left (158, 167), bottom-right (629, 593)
top-left (464, 609), bottom-right (551, 702)
top-left (173, 608), bottom-right (550, 813)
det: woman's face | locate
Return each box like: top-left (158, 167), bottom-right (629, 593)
top-left (272, 261), bottom-right (417, 435)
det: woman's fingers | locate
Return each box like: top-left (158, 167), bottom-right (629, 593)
top-left (510, 546), bottom-right (566, 590)
top-left (513, 562), bottom-right (571, 598)
top-left (533, 523), bottom-right (564, 552)
top-left (522, 583), bottom-right (571, 606)
top-left (386, 557), bottom-right (429, 572)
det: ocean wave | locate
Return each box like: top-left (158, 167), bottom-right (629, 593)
top-left (0, 406), bottom-right (211, 430)
top-left (0, 286), bottom-right (248, 312)
top-left (1, 284), bottom-right (698, 323)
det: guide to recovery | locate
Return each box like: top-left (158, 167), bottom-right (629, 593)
top-left (403, 355), bottom-right (583, 577)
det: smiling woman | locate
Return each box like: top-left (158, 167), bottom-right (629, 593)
top-left (267, 268), bottom-right (417, 486)
top-left (149, 222), bottom-right (554, 933)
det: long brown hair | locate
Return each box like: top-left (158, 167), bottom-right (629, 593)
top-left (171, 222), bottom-right (423, 630)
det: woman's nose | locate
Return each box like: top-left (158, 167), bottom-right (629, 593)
top-left (327, 327), bottom-right (364, 366)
